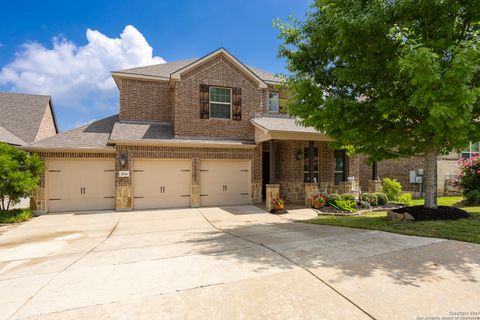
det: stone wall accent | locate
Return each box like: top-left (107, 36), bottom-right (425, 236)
top-left (438, 158), bottom-right (460, 195)
top-left (115, 186), bottom-right (132, 211)
top-left (34, 103), bottom-right (57, 142)
top-left (251, 182), bottom-right (262, 204)
top-left (265, 184), bottom-right (280, 212)
top-left (174, 54), bottom-right (265, 139)
top-left (119, 78), bottom-right (173, 123)
top-left (31, 187), bottom-right (46, 213)
top-left (280, 182), bottom-right (304, 203)
top-left (368, 180), bottom-right (382, 192)
top-left (304, 183), bottom-right (319, 206)
top-left (191, 158), bottom-right (200, 207)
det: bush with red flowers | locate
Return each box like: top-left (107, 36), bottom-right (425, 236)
top-left (458, 155), bottom-right (480, 204)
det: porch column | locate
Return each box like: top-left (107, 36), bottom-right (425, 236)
top-left (372, 161), bottom-right (378, 180)
top-left (269, 140), bottom-right (276, 183)
top-left (308, 141), bottom-right (314, 182)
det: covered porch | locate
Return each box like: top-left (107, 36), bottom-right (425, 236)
top-left (251, 115), bottom-right (361, 210)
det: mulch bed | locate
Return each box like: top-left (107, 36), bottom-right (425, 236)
top-left (392, 205), bottom-right (471, 221)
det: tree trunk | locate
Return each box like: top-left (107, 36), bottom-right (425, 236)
top-left (424, 148), bottom-right (438, 209)
top-left (6, 198), bottom-right (11, 211)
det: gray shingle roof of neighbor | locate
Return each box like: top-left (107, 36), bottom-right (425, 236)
top-left (0, 92), bottom-right (56, 144)
top-left (109, 121), bottom-right (255, 146)
top-left (251, 114), bottom-right (319, 133)
top-left (28, 115), bottom-right (118, 149)
top-left (0, 126), bottom-right (26, 146)
top-left (114, 59), bottom-right (285, 83)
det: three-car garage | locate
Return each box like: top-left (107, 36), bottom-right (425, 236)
top-left (45, 158), bottom-right (252, 212)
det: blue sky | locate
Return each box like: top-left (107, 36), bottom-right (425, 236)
top-left (0, 0), bottom-right (309, 131)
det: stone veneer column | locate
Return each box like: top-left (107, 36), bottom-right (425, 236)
top-left (368, 180), bottom-right (382, 192)
top-left (304, 183), bottom-right (319, 206)
top-left (115, 150), bottom-right (132, 211)
top-left (191, 158), bottom-right (200, 207)
top-left (265, 184), bottom-right (280, 212)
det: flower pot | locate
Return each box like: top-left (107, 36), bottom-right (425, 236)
top-left (274, 204), bottom-right (284, 210)
top-left (314, 202), bottom-right (324, 209)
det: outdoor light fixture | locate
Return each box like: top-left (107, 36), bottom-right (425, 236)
top-left (295, 150), bottom-right (302, 161)
top-left (119, 154), bottom-right (128, 167)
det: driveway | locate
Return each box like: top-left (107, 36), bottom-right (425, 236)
top-left (0, 206), bottom-right (479, 320)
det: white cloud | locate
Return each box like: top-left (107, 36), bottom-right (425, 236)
top-left (0, 25), bottom-right (165, 111)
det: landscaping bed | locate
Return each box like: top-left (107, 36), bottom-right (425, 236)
top-left (392, 205), bottom-right (471, 221)
top-left (0, 209), bottom-right (33, 224)
top-left (317, 203), bottom-right (401, 215)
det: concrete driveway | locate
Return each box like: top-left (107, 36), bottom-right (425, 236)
top-left (0, 206), bottom-right (479, 320)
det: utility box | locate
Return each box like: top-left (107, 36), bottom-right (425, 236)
top-left (415, 176), bottom-right (423, 184)
top-left (409, 170), bottom-right (417, 184)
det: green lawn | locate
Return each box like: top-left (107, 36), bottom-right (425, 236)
top-left (303, 196), bottom-right (480, 244)
top-left (0, 209), bottom-right (32, 223)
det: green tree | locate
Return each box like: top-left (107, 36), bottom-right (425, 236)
top-left (276, 0), bottom-right (480, 208)
top-left (0, 143), bottom-right (44, 211)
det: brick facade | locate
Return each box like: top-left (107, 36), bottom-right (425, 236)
top-left (119, 78), bottom-right (173, 123)
top-left (173, 55), bottom-right (264, 139)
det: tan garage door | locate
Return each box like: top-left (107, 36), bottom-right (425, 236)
top-left (47, 159), bottom-right (115, 212)
top-left (133, 159), bottom-right (191, 210)
top-left (200, 160), bottom-right (251, 206)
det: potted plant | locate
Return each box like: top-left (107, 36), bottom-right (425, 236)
top-left (313, 194), bottom-right (327, 209)
top-left (271, 196), bottom-right (285, 210)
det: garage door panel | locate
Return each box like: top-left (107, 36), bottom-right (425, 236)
top-left (133, 159), bottom-right (191, 210)
top-left (47, 159), bottom-right (115, 212)
top-left (200, 160), bottom-right (251, 206)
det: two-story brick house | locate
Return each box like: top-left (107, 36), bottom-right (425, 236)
top-left (27, 48), bottom-right (360, 213)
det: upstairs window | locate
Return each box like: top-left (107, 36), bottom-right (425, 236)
top-left (269, 92), bottom-right (279, 112)
top-left (209, 87), bottom-right (231, 119)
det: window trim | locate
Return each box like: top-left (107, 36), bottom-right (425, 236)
top-left (461, 141), bottom-right (480, 159)
top-left (268, 91), bottom-right (279, 113)
top-left (209, 86), bottom-right (232, 120)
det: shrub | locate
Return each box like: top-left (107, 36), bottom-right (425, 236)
top-left (465, 190), bottom-right (480, 205)
top-left (0, 209), bottom-right (32, 223)
top-left (459, 155), bottom-right (480, 204)
top-left (374, 192), bottom-right (388, 205)
top-left (341, 193), bottom-right (356, 202)
top-left (361, 193), bottom-right (378, 206)
top-left (0, 143), bottom-right (44, 211)
top-left (381, 178), bottom-right (402, 201)
top-left (398, 192), bottom-right (413, 206)
top-left (331, 199), bottom-right (357, 212)
top-left (357, 200), bottom-right (371, 209)
top-left (327, 193), bottom-right (341, 206)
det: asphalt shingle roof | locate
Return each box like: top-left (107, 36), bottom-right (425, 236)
top-left (115, 60), bottom-right (284, 83)
top-left (110, 122), bottom-right (174, 141)
top-left (109, 121), bottom-right (255, 146)
top-left (0, 92), bottom-right (52, 144)
top-left (28, 115), bottom-right (118, 149)
top-left (0, 126), bottom-right (26, 146)
top-left (251, 114), bottom-right (319, 133)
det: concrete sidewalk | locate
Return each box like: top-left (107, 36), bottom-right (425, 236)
top-left (0, 206), bottom-right (479, 319)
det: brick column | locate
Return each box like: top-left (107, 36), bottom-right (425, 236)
top-left (115, 150), bottom-right (132, 211)
top-left (368, 180), bottom-right (382, 192)
top-left (266, 184), bottom-right (280, 212)
top-left (191, 158), bottom-right (200, 207)
top-left (304, 183), bottom-right (319, 206)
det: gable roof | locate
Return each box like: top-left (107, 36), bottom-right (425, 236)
top-left (112, 48), bottom-right (284, 87)
top-left (27, 115), bottom-right (117, 151)
top-left (0, 92), bottom-right (59, 145)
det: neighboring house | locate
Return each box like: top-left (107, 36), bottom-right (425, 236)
top-left (0, 92), bottom-right (58, 146)
top-left (26, 48), bottom-right (361, 213)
